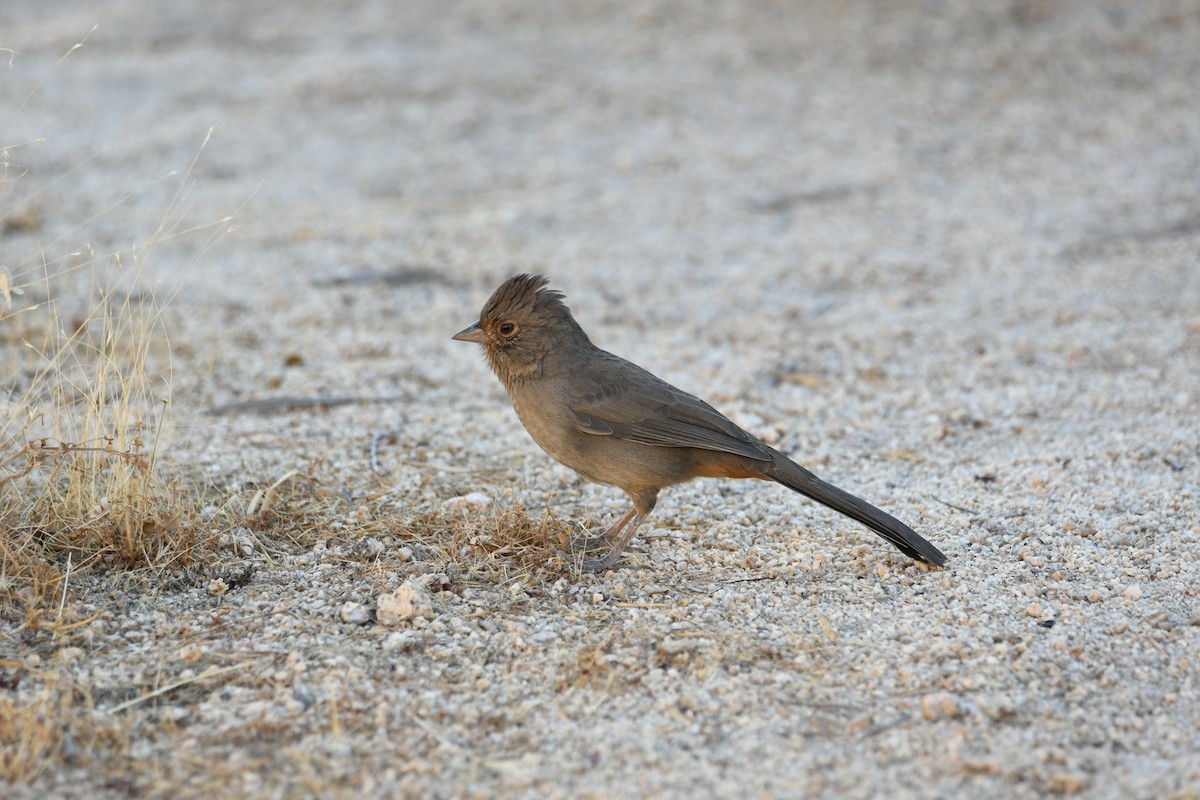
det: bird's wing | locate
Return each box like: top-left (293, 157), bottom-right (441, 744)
top-left (568, 352), bottom-right (770, 461)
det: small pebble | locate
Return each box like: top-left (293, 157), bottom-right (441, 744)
top-left (444, 491), bottom-right (492, 509)
top-left (354, 536), bottom-right (385, 558)
top-left (376, 581), bottom-right (432, 626)
top-left (920, 692), bottom-right (963, 721)
top-left (659, 637), bottom-right (708, 655)
top-left (339, 601), bottom-right (370, 624)
top-left (179, 644), bottom-right (203, 662)
top-left (1048, 772), bottom-right (1088, 794)
top-left (157, 705), bottom-right (192, 724)
top-left (55, 647), bottom-right (85, 665)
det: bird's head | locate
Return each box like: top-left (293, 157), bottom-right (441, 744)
top-left (452, 274), bottom-right (587, 385)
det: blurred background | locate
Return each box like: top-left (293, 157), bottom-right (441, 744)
top-left (4, 0), bottom-right (1197, 476)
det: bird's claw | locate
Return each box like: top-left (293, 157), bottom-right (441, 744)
top-left (579, 553), bottom-right (619, 572)
top-left (566, 522), bottom-right (614, 554)
top-left (558, 526), bottom-right (621, 571)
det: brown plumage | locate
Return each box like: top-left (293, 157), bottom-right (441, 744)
top-left (453, 274), bottom-right (946, 570)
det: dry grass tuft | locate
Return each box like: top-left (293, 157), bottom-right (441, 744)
top-left (461, 503), bottom-right (575, 570)
top-left (2, 111), bottom-right (230, 623)
top-left (0, 684), bottom-right (68, 783)
top-left (388, 503), bottom-right (576, 586)
top-left (0, 85), bottom-right (239, 780)
top-left (0, 671), bottom-right (122, 784)
top-left (0, 254), bottom-right (193, 619)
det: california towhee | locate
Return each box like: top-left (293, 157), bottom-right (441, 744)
top-left (453, 274), bottom-right (946, 570)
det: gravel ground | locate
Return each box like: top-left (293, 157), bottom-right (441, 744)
top-left (3, 1), bottom-right (1199, 798)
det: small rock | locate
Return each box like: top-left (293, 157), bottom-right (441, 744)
top-left (659, 637), bottom-right (708, 655)
top-left (179, 644), bottom-right (204, 662)
top-left (339, 601), bottom-right (370, 624)
top-left (351, 536), bottom-right (385, 559)
top-left (376, 581), bottom-right (432, 626)
top-left (444, 491), bottom-right (492, 510)
top-left (157, 705), bottom-right (192, 724)
top-left (1048, 772), bottom-right (1088, 794)
top-left (1124, 585), bottom-right (1142, 600)
top-left (55, 647), bottom-right (85, 665)
top-left (427, 572), bottom-right (453, 593)
top-left (4, 205), bottom-right (42, 233)
top-left (978, 695), bottom-right (1017, 721)
top-left (1025, 602), bottom-right (1043, 618)
top-left (920, 692), bottom-right (963, 721)
top-left (961, 759), bottom-right (999, 775)
top-left (293, 683), bottom-right (316, 711)
top-left (382, 630), bottom-right (418, 652)
top-left (218, 527), bottom-right (256, 556)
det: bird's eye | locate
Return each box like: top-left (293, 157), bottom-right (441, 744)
top-left (498, 321), bottom-right (518, 337)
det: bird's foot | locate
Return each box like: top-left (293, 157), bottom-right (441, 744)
top-left (568, 527), bottom-right (612, 555)
top-left (559, 508), bottom-right (649, 573)
top-left (579, 552), bottom-right (619, 572)
top-left (561, 527), bottom-right (624, 571)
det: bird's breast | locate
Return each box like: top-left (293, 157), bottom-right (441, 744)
top-left (508, 382), bottom-right (583, 467)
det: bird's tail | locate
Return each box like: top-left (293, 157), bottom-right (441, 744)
top-left (762, 452), bottom-right (946, 566)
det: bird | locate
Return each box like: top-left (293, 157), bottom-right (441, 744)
top-left (452, 274), bottom-right (946, 571)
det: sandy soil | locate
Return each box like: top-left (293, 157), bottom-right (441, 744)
top-left (2, 1), bottom-right (1199, 797)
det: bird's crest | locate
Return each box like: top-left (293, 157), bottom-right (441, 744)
top-left (481, 273), bottom-right (573, 326)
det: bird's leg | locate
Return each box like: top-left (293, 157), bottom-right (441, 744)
top-left (569, 506), bottom-right (637, 554)
top-left (580, 507), bottom-right (650, 572)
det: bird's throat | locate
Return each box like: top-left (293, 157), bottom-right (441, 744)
top-left (485, 346), bottom-right (543, 388)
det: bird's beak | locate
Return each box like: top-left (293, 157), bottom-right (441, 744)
top-left (451, 321), bottom-right (487, 344)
